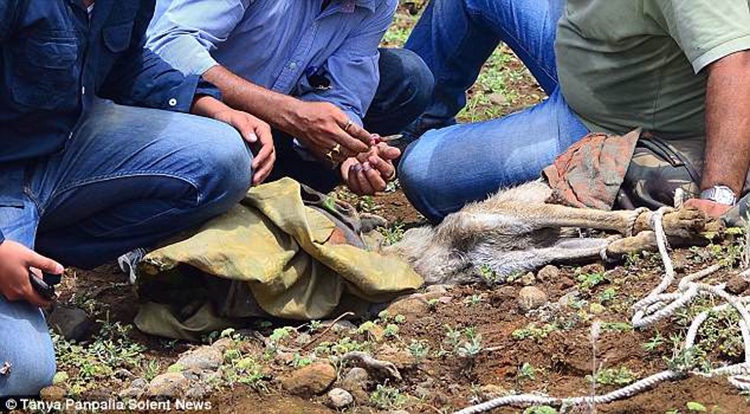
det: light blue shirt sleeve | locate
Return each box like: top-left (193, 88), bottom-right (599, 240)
top-left (146, 0), bottom-right (251, 76)
top-left (297, 0), bottom-right (397, 126)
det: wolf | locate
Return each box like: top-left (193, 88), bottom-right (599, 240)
top-left (380, 180), bottom-right (708, 285)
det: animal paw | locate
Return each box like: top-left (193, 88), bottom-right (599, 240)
top-left (662, 206), bottom-right (707, 239)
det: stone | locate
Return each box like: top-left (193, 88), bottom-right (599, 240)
top-left (488, 92), bottom-right (507, 106)
top-left (536, 265), bottom-right (561, 283)
top-left (185, 381), bottom-right (211, 400)
top-left (519, 272), bottom-right (536, 286)
top-left (39, 385), bottom-right (66, 401)
top-left (342, 367), bottom-right (369, 390)
top-left (726, 274), bottom-right (750, 295)
top-left (147, 372), bottom-right (189, 399)
top-left (558, 290), bottom-right (581, 308)
top-left (478, 384), bottom-right (508, 401)
top-left (47, 306), bottom-right (93, 342)
top-left (210, 337), bottom-right (234, 353)
top-left (120, 378), bottom-right (148, 399)
top-left (327, 388), bottom-right (354, 409)
top-left (517, 286), bottom-right (548, 312)
top-left (280, 362), bottom-right (337, 396)
top-left (175, 346), bottom-right (223, 373)
top-left (424, 284), bottom-right (450, 295)
top-left (330, 320), bottom-right (357, 334)
top-left (113, 368), bottom-right (135, 380)
top-left (385, 296), bottom-right (429, 318)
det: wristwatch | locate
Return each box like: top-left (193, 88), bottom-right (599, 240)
top-left (700, 185), bottom-right (737, 206)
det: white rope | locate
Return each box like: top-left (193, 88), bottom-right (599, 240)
top-left (454, 207), bottom-right (750, 413)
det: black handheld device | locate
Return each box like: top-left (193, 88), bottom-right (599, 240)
top-left (28, 270), bottom-right (62, 301)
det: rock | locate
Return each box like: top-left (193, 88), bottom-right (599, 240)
top-left (537, 265), bottom-right (561, 283)
top-left (558, 290), bottom-right (581, 308)
top-left (275, 352), bottom-right (295, 365)
top-left (330, 320), bottom-right (357, 334)
top-left (119, 378), bottom-right (148, 399)
top-left (327, 388), bottom-right (354, 408)
top-left (517, 286), bottom-right (548, 312)
top-left (113, 368), bottom-right (136, 380)
top-left (280, 362), bottom-right (337, 396)
top-left (425, 284), bottom-right (450, 295)
top-left (488, 92), bottom-right (507, 106)
top-left (185, 381), bottom-right (211, 400)
top-left (727, 274), bottom-right (750, 295)
top-left (175, 346), bottom-right (223, 373)
top-left (376, 344), bottom-right (416, 369)
top-left (579, 263), bottom-right (605, 275)
top-left (147, 372), bottom-right (189, 399)
top-left (47, 306), bottom-right (93, 341)
top-left (210, 337), bottom-right (234, 353)
top-left (39, 385), bottom-right (66, 401)
top-left (385, 296), bottom-right (428, 319)
top-left (519, 272), bottom-right (536, 286)
top-left (342, 367), bottom-right (369, 390)
top-left (478, 384), bottom-right (508, 401)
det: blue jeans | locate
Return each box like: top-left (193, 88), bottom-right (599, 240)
top-left (399, 0), bottom-right (590, 222)
top-left (269, 48), bottom-right (435, 193)
top-left (0, 100), bottom-right (252, 396)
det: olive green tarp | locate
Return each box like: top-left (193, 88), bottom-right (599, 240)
top-left (134, 178), bottom-right (422, 341)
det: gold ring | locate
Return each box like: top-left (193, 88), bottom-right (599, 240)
top-left (343, 120), bottom-right (353, 132)
top-left (326, 150), bottom-right (335, 163)
top-left (331, 143), bottom-right (342, 155)
top-left (387, 170), bottom-right (397, 182)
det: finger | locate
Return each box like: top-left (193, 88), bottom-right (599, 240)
top-left (342, 121), bottom-right (375, 146)
top-left (356, 163), bottom-right (376, 195)
top-left (346, 163), bottom-right (364, 195)
top-left (363, 162), bottom-right (387, 192)
top-left (376, 143), bottom-right (401, 160)
top-left (333, 128), bottom-right (370, 155)
top-left (25, 251), bottom-right (64, 275)
top-left (251, 137), bottom-right (274, 170)
top-left (235, 117), bottom-right (259, 144)
top-left (253, 148), bottom-right (276, 185)
top-left (22, 283), bottom-right (51, 308)
top-left (368, 156), bottom-right (395, 180)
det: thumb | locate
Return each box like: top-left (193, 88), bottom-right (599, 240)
top-left (380, 145), bottom-right (401, 160)
top-left (26, 251), bottom-right (64, 274)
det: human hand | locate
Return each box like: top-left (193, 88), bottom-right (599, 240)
top-left (0, 240), bottom-right (63, 307)
top-left (283, 101), bottom-right (374, 163)
top-left (683, 198), bottom-right (733, 219)
top-left (340, 143), bottom-right (401, 195)
top-left (214, 109), bottom-right (276, 185)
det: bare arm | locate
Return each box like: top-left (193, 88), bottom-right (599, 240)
top-left (203, 65), bottom-right (372, 159)
top-left (702, 51), bottom-right (750, 194)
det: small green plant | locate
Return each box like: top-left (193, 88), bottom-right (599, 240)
top-left (379, 220), bottom-right (405, 246)
top-left (456, 333), bottom-right (483, 358)
top-left (601, 322), bottom-right (632, 333)
top-left (523, 406), bottom-right (558, 414)
top-left (643, 330), bottom-right (665, 352)
top-left (518, 362), bottom-right (536, 381)
top-left (478, 264), bottom-right (502, 286)
top-left (290, 353), bottom-right (314, 368)
top-left (577, 272), bottom-right (607, 291)
top-left (357, 195), bottom-right (379, 213)
top-left (512, 323), bottom-right (559, 342)
top-left (427, 298), bottom-right (440, 310)
top-left (370, 384), bottom-right (408, 410)
top-left (269, 327), bottom-right (294, 343)
top-left (686, 401), bottom-right (707, 412)
top-left (407, 339), bottom-right (431, 363)
top-left (383, 323), bottom-right (400, 338)
top-left (464, 294), bottom-right (484, 307)
top-left (308, 320), bottom-right (322, 332)
top-left (665, 346), bottom-right (711, 374)
top-left (585, 366), bottom-right (637, 386)
top-left (357, 320), bottom-right (379, 335)
top-left (598, 287), bottom-right (617, 303)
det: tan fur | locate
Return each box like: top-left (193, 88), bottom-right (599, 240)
top-left (381, 181), bottom-right (707, 285)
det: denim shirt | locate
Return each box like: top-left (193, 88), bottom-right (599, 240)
top-left (147, 0), bottom-right (397, 126)
top-left (0, 0), bottom-right (219, 244)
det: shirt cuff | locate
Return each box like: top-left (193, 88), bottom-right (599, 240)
top-left (0, 229), bottom-right (5, 245)
top-left (691, 35), bottom-right (750, 73)
top-left (195, 77), bottom-right (222, 101)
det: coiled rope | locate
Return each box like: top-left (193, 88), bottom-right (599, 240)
top-left (455, 208), bottom-right (750, 414)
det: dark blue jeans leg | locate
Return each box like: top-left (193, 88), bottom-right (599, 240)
top-left (404, 0), bottom-right (565, 137)
top-left (363, 48), bottom-right (434, 136)
top-left (33, 100), bottom-right (252, 269)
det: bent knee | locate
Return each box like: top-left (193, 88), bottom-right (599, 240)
top-left (0, 353), bottom-right (56, 396)
top-left (380, 48), bottom-right (435, 109)
top-left (193, 120), bottom-right (253, 207)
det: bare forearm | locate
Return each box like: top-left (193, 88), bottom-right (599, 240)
top-left (202, 65), bottom-right (299, 132)
top-left (702, 51), bottom-right (750, 194)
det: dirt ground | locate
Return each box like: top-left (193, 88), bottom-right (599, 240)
top-left (38, 3), bottom-right (750, 414)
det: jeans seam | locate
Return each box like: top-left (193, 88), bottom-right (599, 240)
top-left (45, 171), bottom-right (203, 215)
top-left (90, 205), bottom-right (183, 239)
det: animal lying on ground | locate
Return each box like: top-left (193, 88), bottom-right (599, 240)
top-left (381, 180), bottom-right (709, 285)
